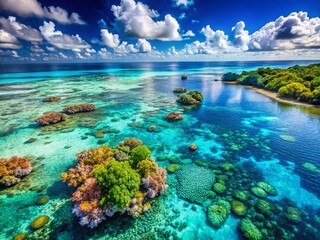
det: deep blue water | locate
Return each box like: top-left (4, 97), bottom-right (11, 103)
top-left (0, 61), bottom-right (319, 239)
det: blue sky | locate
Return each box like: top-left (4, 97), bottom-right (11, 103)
top-left (0, 0), bottom-right (319, 62)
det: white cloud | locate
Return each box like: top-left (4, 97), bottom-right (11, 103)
top-left (98, 48), bottom-right (111, 59)
top-left (114, 41), bottom-right (137, 54)
top-left (0, 16), bottom-right (42, 42)
top-left (0, 43), bottom-right (21, 49)
top-left (30, 44), bottom-right (44, 52)
top-left (0, 29), bottom-right (21, 49)
top-left (200, 25), bottom-right (230, 49)
top-left (111, 0), bottom-right (181, 40)
top-left (39, 21), bottom-right (91, 51)
top-left (231, 21), bottom-right (250, 51)
top-left (100, 29), bottom-right (120, 48)
top-left (249, 12), bottom-right (320, 51)
top-left (11, 50), bottom-right (19, 58)
top-left (0, 0), bottom-right (85, 25)
top-left (59, 52), bottom-right (68, 59)
top-left (135, 39), bottom-right (152, 53)
top-left (0, 29), bottom-right (18, 44)
top-left (173, 0), bottom-right (194, 8)
top-left (182, 30), bottom-right (195, 37)
top-left (46, 46), bottom-right (55, 52)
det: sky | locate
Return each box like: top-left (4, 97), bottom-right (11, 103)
top-left (0, 0), bottom-right (319, 62)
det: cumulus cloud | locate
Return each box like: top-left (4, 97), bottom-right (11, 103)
top-left (200, 25), bottom-right (230, 49)
top-left (98, 48), bottom-right (111, 59)
top-left (0, 16), bottom-right (42, 42)
top-left (0, 29), bottom-right (21, 49)
top-left (249, 12), bottom-right (320, 51)
top-left (136, 39), bottom-right (152, 53)
top-left (100, 29), bottom-right (120, 48)
top-left (0, 0), bottom-right (85, 25)
top-left (172, 0), bottom-right (194, 8)
top-left (39, 21), bottom-right (91, 51)
top-left (111, 0), bottom-right (181, 40)
top-left (182, 30), bottom-right (195, 37)
top-left (231, 21), bottom-right (250, 51)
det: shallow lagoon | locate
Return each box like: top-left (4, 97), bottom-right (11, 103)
top-left (0, 61), bottom-right (319, 239)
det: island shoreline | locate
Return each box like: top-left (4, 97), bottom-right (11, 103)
top-left (223, 81), bottom-right (320, 108)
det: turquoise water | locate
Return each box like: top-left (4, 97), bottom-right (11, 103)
top-left (0, 61), bottom-right (319, 239)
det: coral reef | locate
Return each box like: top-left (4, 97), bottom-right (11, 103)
top-left (251, 187), bottom-right (267, 198)
top-left (213, 182), bottom-right (226, 194)
top-left (166, 164), bottom-right (181, 173)
top-left (13, 233), bottom-right (28, 240)
top-left (43, 96), bottom-right (61, 102)
top-left (30, 216), bottom-right (50, 229)
top-left (240, 218), bottom-right (262, 240)
top-left (176, 164), bottom-right (215, 203)
top-left (147, 125), bottom-right (157, 132)
top-left (36, 195), bottom-right (49, 205)
top-left (129, 145), bottom-right (152, 167)
top-left (302, 162), bottom-right (320, 173)
top-left (285, 207), bottom-right (301, 223)
top-left (35, 113), bottom-right (68, 125)
top-left (256, 182), bottom-right (277, 196)
top-left (61, 145), bottom-right (113, 187)
top-left (142, 168), bottom-right (167, 199)
top-left (165, 112), bottom-right (183, 121)
top-left (63, 103), bottom-right (96, 114)
top-left (62, 139), bottom-right (167, 228)
top-left (119, 138), bottom-right (142, 150)
top-left (207, 200), bottom-right (230, 228)
top-left (0, 156), bottom-right (32, 187)
top-left (189, 143), bottom-right (197, 151)
top-left (233, 190), bottom-right (249, 201)
top-left (255, 199), bottom-right (273, 217)
top-left (231, 201), bottom-right (247, 216)
top-left (173, 87), bottom-right (187, 93)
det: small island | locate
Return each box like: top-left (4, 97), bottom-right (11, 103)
top-left (222, 64), bottom-right (320, 106)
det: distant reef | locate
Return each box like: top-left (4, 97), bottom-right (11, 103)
top-left (222, 63), bottom-right (320, 106)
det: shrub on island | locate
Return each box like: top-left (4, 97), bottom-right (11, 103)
top-left (61, 139), bottom-right (167, 228)
top-left (173, 87), bottom-right (187, 93)
top-left (0, 156), bottom-right (32, 187)
top-left (63, 103), bottom-right (96, 114)
top-left (35, 113), bottom-right (68, 125)
top-left (222, 72), bottom-right (240, 81)
top-left (177, 90), bottom-right (204, 105)
top-left (225, 63), bottom-right (320, 104)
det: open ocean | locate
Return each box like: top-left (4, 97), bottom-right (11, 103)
top-left (0, 61), bottom-right (319, 239)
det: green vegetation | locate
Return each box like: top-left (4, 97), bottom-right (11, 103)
top-left (93, 160), bottom-right (141, 209)
top-left (222, 64), bottom-right (320, 104)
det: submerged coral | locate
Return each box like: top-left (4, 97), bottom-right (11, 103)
top-left (43, 96), bottom-right (61, 102)
top-left (176, 164), bottom-right (215, 203)
top-left (240, 218), bottom-right (262, 240)
top-left (0, 156), bottom-right (32, 187)
top-left (30, 215), bottom-right (50, 229)
top-left (256, 182), bottom-right (277, 196)
top-left (207, 200), bottom-right (230, 228)
top-left (35, 113), bottom-right (68, 125)
top-left (62, 139), bottom-right (167, 228)
top-left (63, 103), bottom-right (96, 114)
top-left (165, 112), bottom-right (183, 121)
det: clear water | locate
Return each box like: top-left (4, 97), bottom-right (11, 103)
top-left (0, 61), bottom-right (319, 240)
